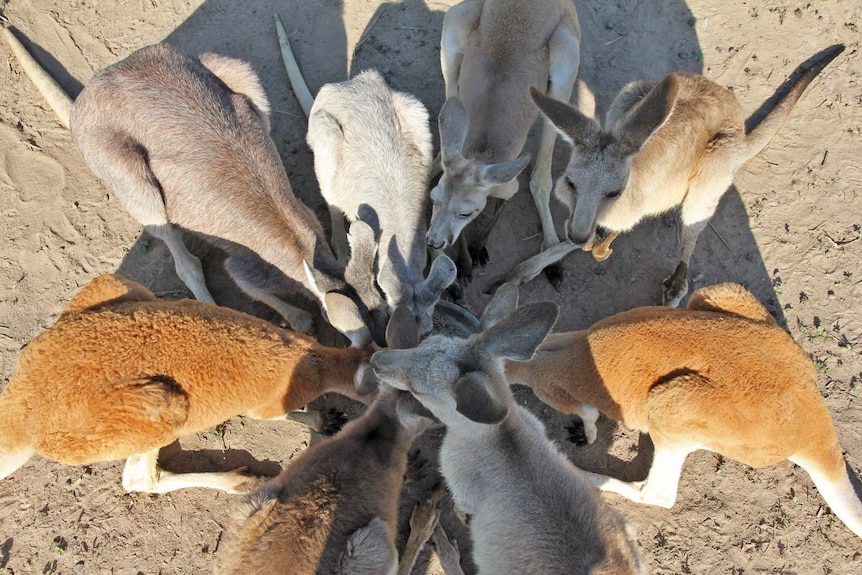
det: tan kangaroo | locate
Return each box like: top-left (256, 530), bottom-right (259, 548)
top-left (496, 282), bottom-right (862, 538)
top-left (0, 274), bottom-right (375, 494)
top-left (508, 44), bottom-right (844, 304)
top-left (216, 306), bottom-right (432, 575)
top-left (428, 0), bottom-right (581, 286)
top-left (2, 30), bottom-right (389, 347)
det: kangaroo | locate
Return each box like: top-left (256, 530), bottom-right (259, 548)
top-left (370, 296), bottom-right (644, 574)
top-left (426, 0), bottom-right (582, 286)
top-left (216, 305), bottom-right (432, 575)
top-left (0, 274), bottom-right (377, 494)
top-left (515, 44), bottom-right (845, 304)
top-left (274, 16), bottom-right (457, 336)
top-left (2, 30), bottom-right (389, 347)
top-left (494, 281), bottom-right (862, 539)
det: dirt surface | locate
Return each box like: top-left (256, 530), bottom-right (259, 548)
top-left (1, 0), bottom-right (861, 573)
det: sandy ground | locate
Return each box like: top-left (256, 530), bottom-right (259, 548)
top-left (0, 0), bottom-right (860, 573)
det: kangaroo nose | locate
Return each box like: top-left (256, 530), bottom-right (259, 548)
top-left (426, 232), bottom-right (447, 250)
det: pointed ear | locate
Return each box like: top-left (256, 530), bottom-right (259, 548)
top-left (324, 291), bottom-right (366, 334)
top-left (386, 305), bottom-right (420, 349)
top-left (354, 363), bottom-right (379, 396)
top-left (377, 254), bottom-right (408, 307)
top-left (345, 221), bottom-right (385, 310)
top-left (453, 372), bottom-right (508, 425)
top-left (480, 154), bottom-right (530, 187)
top-left (530, 86), bottom-right (599, 147)
top-left (479, 283), bottom-right (519, 331)
top-left (478, 301), bottom-right (558, 361)
top-left (439, 97), bottom-right (469, 163)
top-left (613, 74), bottom-right (679, 156)
top-left (345, 220), bottom-right (377, 284)
top-left (304, 260), bottom-right (339, 299)
top-left (415, 255), bottom-right (457, 304)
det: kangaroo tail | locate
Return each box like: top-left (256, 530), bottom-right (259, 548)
top-left (791, 446), bottom-right (862, 539)
top-left (2, 27), bottom-right (73, 129)
top-left (742, 44), bottom-right (844, 161)
top-left (273, 13), bottom-right (314, 117)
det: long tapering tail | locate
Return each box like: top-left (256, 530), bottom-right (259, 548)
top-left (2, 27), bottom-right (73, 129)
top-left (742, 44), bottom-right (844, 161)
top-left (273, 14), bottom-right (315, 117)
top-left (791, 450), bottom-right (862, 539)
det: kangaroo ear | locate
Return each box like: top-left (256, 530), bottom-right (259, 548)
top-left (354, 363), bottom-right (379, 396)
top-left (479, 283), bottom-right (519, 331)
top-left (304, 260), bottom-right (340, 299)
top-left (480, 154), bottom-right (530, 187)
top-left (530, 86), bottom-right (599, 147)
top-left (453, 371), bottom-right (508, 425)
top-left (345, 221), bottom-right (378, 290)
top-left (386, 305), bottom-right (420, 350)
top-left (345, 222), bottom-right (387, 321)
top-left (439, 97), bottom-right (469, 163)
top-left (324, 291), bottom-right (368, 342)
top-left (415, 255), bottom-right (457, 305)
top-left (377, 254), bottom-right (409, 308)
top-left (613, 74), bottom-right (679, 156)
top-left (478, 301), bottom-right (558, 361)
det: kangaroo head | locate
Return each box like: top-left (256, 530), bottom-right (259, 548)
top-left (306, 221), bottom-right (389, 348)
top-left (426, 97), bottom-right (530, 250)
top-left (370, 286), bottom-right (558, 427)
top-left (377, 243), bottom-right (457, 336)
top-left (529, 77), bottom-right (678, 244)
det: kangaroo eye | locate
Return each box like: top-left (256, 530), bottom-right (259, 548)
top-left (606, 189), bottom-right (622, 199)
top-left (566, 179), bottom-right (576, 191)
top-left (458, 212), bottom-right (474, 219)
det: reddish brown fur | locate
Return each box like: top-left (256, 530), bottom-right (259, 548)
top-left (505, 283), bottom-right (843, 475)
top-left (0, 274), bottom-right (370, 468)
top-left (217, 383), bottom-right (426, 574)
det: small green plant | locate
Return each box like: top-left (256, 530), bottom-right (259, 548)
top-left (799, 292), bottom-right (809, 304)
top-left (814, 357), bottom-right (831, 377)
top-left (140, 239), bottom-right (150, 252)
top-left (769, 6), bottom-right (787, 24)
top-left (750, 198), bottom-right (765, 223)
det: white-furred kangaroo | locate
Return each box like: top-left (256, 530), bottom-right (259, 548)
top-left (509, 44), bottom-right (844, 304)
top-left (0, 274), bottom-right (377, 494)
top-left (427, 0), bottom-right (582, 286)
top-left (370, 295), bottom-right (645, 574)
top-left (495, 281), bottom-right (862, 539)
top-left (216, 306), bottom-right (432, 575)
top-left (3, 30), bottom-right (389, 347)
top-left (274, 15), bottom-right (457, 336)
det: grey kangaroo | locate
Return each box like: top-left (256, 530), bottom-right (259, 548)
top-left (275, 16), bottom-right (457, 336)
top-left (513, 44), bottom-right (844, 305)
top-left (427, 0), bottom-right (582, 286)
top-left (3, 30), bottom-right (389, 347)
top-left (370, 289), bottom-right (645, 574)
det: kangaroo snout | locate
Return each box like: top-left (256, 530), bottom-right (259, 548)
top-left (426, 230), bottom-right (450, 250)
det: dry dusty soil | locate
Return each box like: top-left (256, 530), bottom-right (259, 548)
top-left (0, 0), bottom-right (861, 573)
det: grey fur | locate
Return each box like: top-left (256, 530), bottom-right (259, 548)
top-left (370, 294), bottom-right (644, 574)
top-left (37, 42), bottom-right (389, 346)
